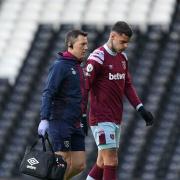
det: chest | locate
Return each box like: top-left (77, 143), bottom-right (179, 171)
top-left (67, 65), bottom-right (79, 83)
top-left (101, 55), bottom-right (127, 77)
top-left (65, 64), bottom-right (84, 89)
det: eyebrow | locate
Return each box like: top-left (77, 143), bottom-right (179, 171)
top-left (119, 40), bottom-right (129, 43)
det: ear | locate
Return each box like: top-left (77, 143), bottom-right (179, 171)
top-left (68, 42), bottom-right (73, 48)
top-left (110, 32), bottom-right (116, 40)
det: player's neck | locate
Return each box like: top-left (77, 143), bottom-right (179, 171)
top-left (106, 41), bottom-right (116, 53)
top-left (104, 42), bottom-right (117, 56)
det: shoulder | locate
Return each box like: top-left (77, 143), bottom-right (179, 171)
top-left (52, 58), bottom-right (70, 68)
top-left (49, 59), bottom-right (69, 74)
top-left (88, 47), bottom-right (105, 65)
top-left (121, 52), bottom-right (128, 61)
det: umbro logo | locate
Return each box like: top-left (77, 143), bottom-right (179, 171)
top-left (27, 158), bottom-right (39, 166)
top-left (26, 157), bottom-right (39, 170)
top-left (109, 65), bottom-right (113, 69)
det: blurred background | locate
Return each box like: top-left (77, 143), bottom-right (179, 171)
top-left (0, 0), bottom-right (179, 179)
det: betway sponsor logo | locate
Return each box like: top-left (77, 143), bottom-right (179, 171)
top-left (109, 73), bottom-right (125, 80)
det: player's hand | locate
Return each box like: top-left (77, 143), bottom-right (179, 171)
top-left (38, 120), bottom-right (49, 136)
top-left (138, 106), bottom-right (154, 126)
top-left (80, 114), bottom-right (88, 136)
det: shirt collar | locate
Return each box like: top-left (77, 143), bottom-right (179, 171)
top-left (103, 44), bottom-right (117, 56)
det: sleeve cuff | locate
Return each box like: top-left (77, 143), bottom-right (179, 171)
top-left (82, 114), bottom-right (87, 117)
top-left (136, 103), bottom-right (143, 111)
top-left (40, 116), bottom-right (49, 121)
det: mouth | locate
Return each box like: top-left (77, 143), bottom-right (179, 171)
top-left (118, 49), bottom-right (124, 53)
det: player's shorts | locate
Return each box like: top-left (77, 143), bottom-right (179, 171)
top-left (48, 120), bottom-right (85, 152)
top-left (90, 122), bottom-right (121, 150)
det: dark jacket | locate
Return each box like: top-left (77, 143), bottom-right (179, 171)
top-left (40, 52), bottom-right (85, 124)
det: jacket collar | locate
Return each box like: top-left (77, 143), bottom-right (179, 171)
top-left (58, 51), bottom-right (81, 64)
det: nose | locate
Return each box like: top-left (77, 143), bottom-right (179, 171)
top-left (84, 44), bottom-right (88, 50)
top-left (124, 43), bottom-right (128, 48)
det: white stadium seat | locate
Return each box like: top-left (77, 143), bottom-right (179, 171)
top-left (0, 0), bottom-right (177, 83)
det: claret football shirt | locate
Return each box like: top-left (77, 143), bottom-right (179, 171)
top-left (85, 44), bottom-right (142, 125)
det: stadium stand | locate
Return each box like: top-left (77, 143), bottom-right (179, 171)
top-left (0, 0), bottom-right (179, 180)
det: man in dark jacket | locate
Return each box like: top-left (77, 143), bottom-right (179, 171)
top-left (38, 29), bottom-right (88, 180)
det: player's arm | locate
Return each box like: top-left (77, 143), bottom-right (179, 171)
top-left (124, 56), bottom-right (154, 126)
top-left (81, 58), bottom-right (101, 112)
top-left (85, 50), bottom-right (104, 90)
top-left (80, 50), bottom-right (104, 133)
top-left (83, 49), bottom-right (104, 104)
top-left (125, 71), bottom-right (142, 108)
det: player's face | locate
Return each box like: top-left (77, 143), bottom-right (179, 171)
top-left (111, 33), bottom-right (130, 53)
top-left (72, 35), bottom-right (88, 60)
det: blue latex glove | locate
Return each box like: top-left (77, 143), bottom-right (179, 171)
top-left (38, 120), bottom-right (49, 136)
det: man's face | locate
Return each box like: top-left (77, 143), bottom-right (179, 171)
top-left (71, 35), bottom-right (88, 60)
top-left (111, 32), bottom-right (130, 53)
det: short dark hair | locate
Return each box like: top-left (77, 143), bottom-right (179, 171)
top-left (111, 21), bottom-right (133, 38)
top-left (65, 29), bottom-right (88, 48)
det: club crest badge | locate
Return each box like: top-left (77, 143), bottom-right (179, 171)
top-left (121, 61), bottom-right (126, 70)
top-left (110, 134), bottom-right (115, 140)
top-left (64, 140), bottom-right (70, 148)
